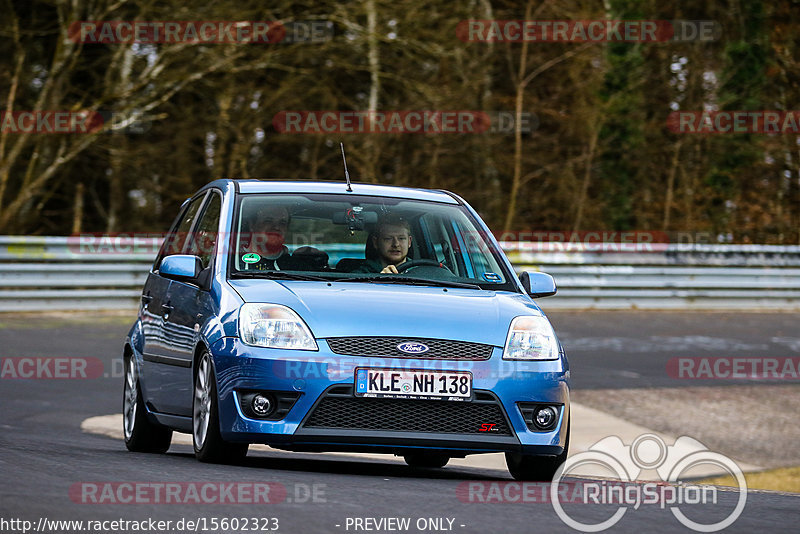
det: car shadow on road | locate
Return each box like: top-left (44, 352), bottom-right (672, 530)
top-left (163, 450), bottom-right (507, 481)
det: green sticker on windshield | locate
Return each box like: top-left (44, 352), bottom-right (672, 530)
top-left (242, 253), bottom-right (261, 264)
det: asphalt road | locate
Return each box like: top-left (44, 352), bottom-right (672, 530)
top-left (1, 311), bottom-right (798, 534)
top-left (547, 311), bottom-right (800, 389)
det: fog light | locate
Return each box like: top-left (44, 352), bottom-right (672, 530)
top-left (251, 394), bottom-right (273, 416)
top-left (534, 406), bottom-right (557, 429)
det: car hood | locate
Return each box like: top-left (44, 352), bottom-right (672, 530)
top-left (227, 280), bottom-right (543, 347)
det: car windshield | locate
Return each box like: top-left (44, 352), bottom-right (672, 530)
top-left (229, 193), bottom-right (515, 291)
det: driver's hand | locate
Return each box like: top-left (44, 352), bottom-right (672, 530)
top-left (380, 264), bottom-right (399, 274)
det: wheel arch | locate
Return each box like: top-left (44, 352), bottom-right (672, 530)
top-left (192, 339), bottom-right (213, 381)
top-left (123, 342), bottom-right (133, 361)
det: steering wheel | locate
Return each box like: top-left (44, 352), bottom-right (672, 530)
top-left (396, 259), bottom-right (452, 273)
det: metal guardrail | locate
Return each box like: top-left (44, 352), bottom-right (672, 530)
top-left (502, 241), bottom-right (800, 266)
top-left (1, 236), bottom-right (800, 311)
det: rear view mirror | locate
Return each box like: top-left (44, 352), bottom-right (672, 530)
top-left (519, 271), bottom-right (557, 298)
top-left (160, 255), bottom-right (202, 281)
top-left (332, 208), bottom-right (378, 231)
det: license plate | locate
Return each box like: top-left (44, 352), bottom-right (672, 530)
top-left (354, 368), bottom-right (472, 400)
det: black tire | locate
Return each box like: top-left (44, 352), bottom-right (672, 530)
top-left (193, 352), bottom-right (248, 463)
top-left (123, 355), bottom-right (172, 453)
top-left (506, 419), bottom-right (570, 481)
top-left (403, 452), bottom-right (450, 468)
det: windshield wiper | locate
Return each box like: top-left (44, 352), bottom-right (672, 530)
top-left (335, 275), bottom-right (481, 290)
top-left (231, 271), bottom-right (482, 289)
top-left (231, 270), bottom-right (330, 282)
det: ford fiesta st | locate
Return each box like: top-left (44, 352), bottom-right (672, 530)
top-left (122, 179), bottom-right (570, 480)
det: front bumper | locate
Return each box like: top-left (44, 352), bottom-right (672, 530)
top-left (209, 337), bottom-right (570, 456)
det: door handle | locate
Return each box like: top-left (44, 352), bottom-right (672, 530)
top-left (161, 303), bottom-right (174, 311)
top-left (141, 294), bottom-right (153, 304)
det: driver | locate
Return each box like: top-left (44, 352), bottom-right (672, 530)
top-left (357, 215), bottom-right (412, 274)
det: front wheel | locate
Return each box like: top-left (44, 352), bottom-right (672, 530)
top-left (123, 355), bottom-right (172, 453)
top-left (193, 352), bottom-right (248, 463)
top-left (506, 420), bottom-right (570, 481)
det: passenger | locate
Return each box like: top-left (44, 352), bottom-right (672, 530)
top-left (242, 205), bottom-right (329, 271)
top-left (241, 206), bottom-right (292, 270)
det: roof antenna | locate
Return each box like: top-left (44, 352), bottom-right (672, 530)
top-left (340, 142), bottom-right (353, 192)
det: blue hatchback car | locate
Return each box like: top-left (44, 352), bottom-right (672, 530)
top-left (123, 179), bottom-right (569, 480)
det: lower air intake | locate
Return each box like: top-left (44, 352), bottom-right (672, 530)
top-left (303, 386), bottom-right (511, 435)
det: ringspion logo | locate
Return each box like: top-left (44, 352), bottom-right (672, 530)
top-left (551, 434), bottom-right (746, 532)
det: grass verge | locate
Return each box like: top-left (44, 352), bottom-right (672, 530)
top-left (698, 466), bottom-right (800, 493)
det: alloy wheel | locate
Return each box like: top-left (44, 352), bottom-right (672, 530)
top-left (193, 354), bottom-right (212, 449)
top-left (123, 357), bottom-right (138, 440)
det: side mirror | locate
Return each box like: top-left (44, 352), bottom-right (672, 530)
top-left (519, 271), bottom-right (557, 298)
top-left (160, 254), bottom-right (202, 281)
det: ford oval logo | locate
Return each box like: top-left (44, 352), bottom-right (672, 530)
top-left (397, 342), bottom-right (429, 354)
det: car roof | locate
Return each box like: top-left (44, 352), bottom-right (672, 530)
top-left (200, 179), bottom-right (460, 205)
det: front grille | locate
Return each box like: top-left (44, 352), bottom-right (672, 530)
top-left (303, 386), bottom-right (511, 435)
top-left (325, 337), bottom-right (493, 360)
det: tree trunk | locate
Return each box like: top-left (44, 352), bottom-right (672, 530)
top-left (71, 181), bottom-right (85, 234)
top-left (502, 0), bottom-right (534, 234)
top-left (662, 139), bottom-right (683, 231)
top-left (364, 0), bottom-right (381, 183)
top-left (573, 129), bottom-right (600, 231)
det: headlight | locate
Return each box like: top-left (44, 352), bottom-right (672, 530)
top-left (502, 315), bottom-right (558, 360)
top-left (239, 303), bottom-right (318, 350)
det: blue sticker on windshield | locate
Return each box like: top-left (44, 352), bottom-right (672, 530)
top-left (482, 272), bottom-right (502, 282)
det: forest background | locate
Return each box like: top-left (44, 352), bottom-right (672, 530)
top-left (1, 0), bottom-right (797, 244)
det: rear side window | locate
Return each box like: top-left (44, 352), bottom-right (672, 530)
top-left (155, 193), bottom-right (205, 269)
top-left (186, 192), bottom-right (222, 269)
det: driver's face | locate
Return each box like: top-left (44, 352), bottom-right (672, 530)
top-left (374, 224), bottom-right (411, 266)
